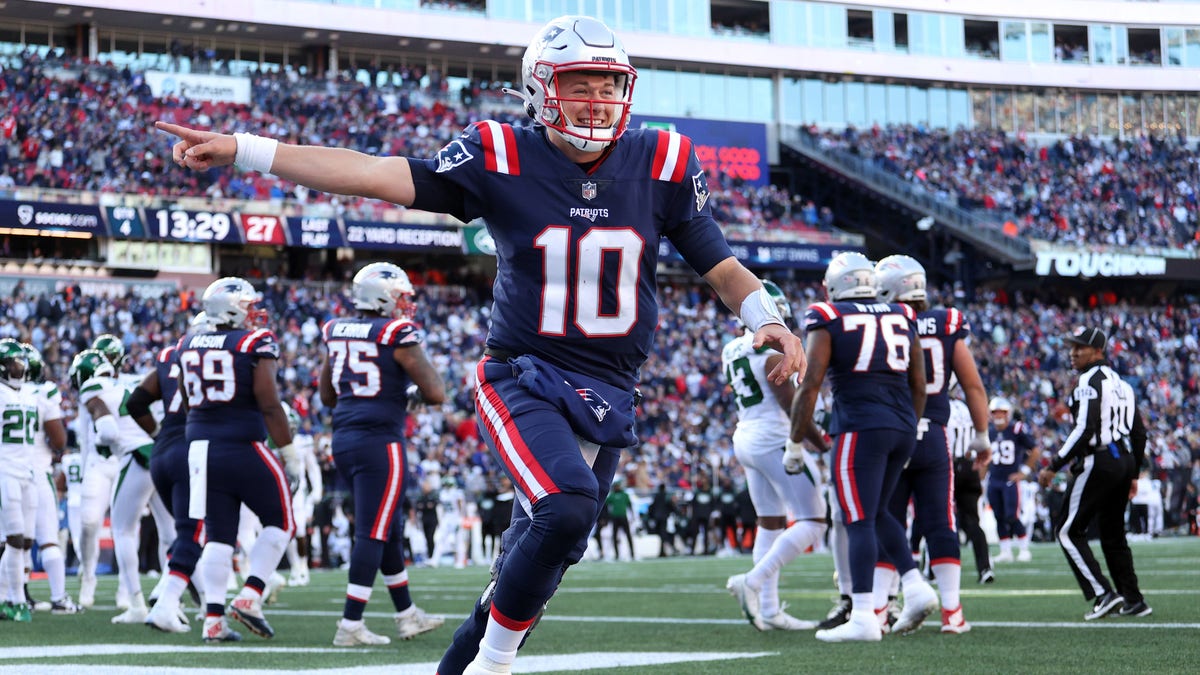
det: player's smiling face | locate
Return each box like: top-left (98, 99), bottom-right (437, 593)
top-left (556, 70), bottom-right (618, 130)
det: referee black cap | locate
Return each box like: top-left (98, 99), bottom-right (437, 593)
top-left (1064, 326), bottom-right (1106, 350)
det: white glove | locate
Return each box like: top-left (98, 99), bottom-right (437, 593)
top-left (405, 383), bottom-right (425, 411)
top-left (967, 433), bottom-right (991, 460)
top-left (783, 439), bottom-right (808, 475)
top-left (277, 443), bottom-right (302, 493)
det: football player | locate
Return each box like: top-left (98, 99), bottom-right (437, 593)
top-left (158, 16), bottom-right (803, 673)
top-left (987, 396), bottom-right (1040, 563)
top-left (432, 475), bottom-right (468, 569)
top-left (70, 348), bottom-right (175, 625)
top-left (20, 343), bottom-right (79, 614)
top-left (283, 402), bottom-right (322, 588)
top-left (74, 350), bottom-right (122, 609)
top-left (875, 255), bottom-right (991, 634)
top-left (723, 280), bottom-right (827, 631)
top-left (0, 339), bottom-right (38, 622)
top-left (182, 277), bottom-right (298, 644)
top-left (319, 262), bottom-right (446, 646)
top-left (790, 252), bottom-right (935, 642)
top-left (130, 311), bottom-right (212, 633)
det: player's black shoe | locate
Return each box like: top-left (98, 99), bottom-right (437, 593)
top-left (817, 595), bottom-right (852, 630)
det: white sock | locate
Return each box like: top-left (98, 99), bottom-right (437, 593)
top-left (80, 519), bottom-right (100, 579)
top-left (750, 522), bottom-right (825, 617)
top-left (247, 526), bottom-right (290, 586)
top-left (286, 539), bottom-right (300, 568)
top-left (159, 572), bottom-right (190, 606)
top-left (932, 560), bottom-right (961, 610)
top-left (999, 538), bottom-right (1012, 555)
top-left (478, 607), bottom-right (528, 666)
top-left (872, 566), bottom-right (895, 610)
top-left (199, 543), bottom-right (235, 608)
top-left (113, 527), bottom-right (141, 600)
top-left (850, 592), bottom-right (873, 613)
top-left (831, 519), bottom-right (852, 595)
top-left (1018, 535), bottom-right (1030, 553)
top-left (1, 546), bottom-right (23, 603)
top-left (901, 568), bottom-right (932, 598)
top-left (40, 546), bottom-right (66, 601)
top-left (749, 526), bottom-right (782, 616)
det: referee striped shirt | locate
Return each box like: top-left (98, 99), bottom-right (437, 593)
top-left (1051, 361), bottom-right (1147, 472)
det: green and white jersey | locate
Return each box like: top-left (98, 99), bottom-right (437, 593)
top-left (0, 382), bottom-right (40, 477)
top-left (24, 380), bottom-right (64, 473)
top-left (78, 376), bottom-right (153, 460)
top-left (721, 331), bottom-right (790, 450)
top-left (61, 452), bottom-right (84, 506)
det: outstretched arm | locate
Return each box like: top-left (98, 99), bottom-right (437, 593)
top-left (155, 121), bottom-right (417, 205)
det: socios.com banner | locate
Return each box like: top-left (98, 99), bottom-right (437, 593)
top-left (0, 199), bottom-right (107, 236)
top-left (632, 115), bottom-right (768, 186)
top-left (658, 239), bottom-right (865, 270)
top-left (144, 71), bottom-right (251, 104)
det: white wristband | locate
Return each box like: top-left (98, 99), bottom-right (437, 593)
top-left (739, 287), bottom-right (786, 332)
top-left (1019, 464), bottom-right (1032, 477)
top-left (233, 132), bottom-right (278, 173)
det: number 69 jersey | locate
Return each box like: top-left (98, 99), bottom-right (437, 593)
top-left (804, 300), bottom-right (919, 436)
top-left (415, 124), bottom-right (733, 390)
top-left (180, 328), bottom-right (279, 443)
top-left (321, 316), bottom-right (422, 435)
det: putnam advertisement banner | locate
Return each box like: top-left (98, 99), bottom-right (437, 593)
top-left (286, 216), bottom-right (345, 249)
top-left (144, 71), bottom-right (251, 104)
top-left (343, 221), bottom-right (464, 252)
top-left (0, 199), bottom-right (107, 237)
top-left (658, 239), bottom-right (864, 270)
top-left (631, 115), bottom-right (768, 186)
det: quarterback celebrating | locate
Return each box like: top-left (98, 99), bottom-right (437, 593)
top-left (158, 15), bottom-right (803, 674)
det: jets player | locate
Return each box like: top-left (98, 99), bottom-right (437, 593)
top-left (0, 339), bottom-right (38, 622)
top-left (319, 261), bottom-right (446, 646)
top-left (70, 349), bottom-right (175, 625)
top-left (283, 402), bottom-right (322, 588)
top-left (790, 252), bottom-right (935, 642)
top-left (74, 353), bottom-right (122, 609)
top-left (723, 280), bottom-right (826, 632)
top-left (159, 16), bottom-right (803, 674)
top-left (875, 255), bottom-right (991, 634)
top-left (21, 343), bottom-right (79, 613)
top-left (432, 475), bottom-right (468, 569)
top-left (183, 277), bottom-right (298, 644)
top-left (987, 396), bottom-right (1039, 563)
top-left (129, 311), bottom-right (212, 633)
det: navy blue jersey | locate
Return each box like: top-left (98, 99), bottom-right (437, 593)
top-left (415, 122), bottom-right (733, 389)
top-left (322, 316), bottom-right (423, 434)
top-left (988, 421), bottom-right (1037, 483)
top-left (914, 307), bottom-right (969, 426)
top-left (154, 340), bottom-right (187, 446)
top-left (180, 328), bottom-right (279, 443)
top-left (804, 301), bottom-right (919, 435)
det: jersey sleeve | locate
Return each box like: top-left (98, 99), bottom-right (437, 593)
top-left (379, 319), bottom-right (424, 347)
top-left (945, 307), bottom-right (971, 340)
top-left (803, 302), bottom-right (841, 332)
top-left (77, 378), bottom-right (106, 406)
top-left (237, 329), bottom-right (280, 360)
top-left (40, 384), bottom-right (64, 422)
top-left (657, 132), bottom-right (733, 276)
top-left (410, 122), bottom-right (508, 222)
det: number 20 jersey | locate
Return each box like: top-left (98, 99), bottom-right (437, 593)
top-left (416, 123), bottom-right (734, 390)
top-left (180, 328), bottom-right (279, 444)
top-left (322, 316), bottom-right (422, 435)
top-left (804, 301), bottom-right (919, 436)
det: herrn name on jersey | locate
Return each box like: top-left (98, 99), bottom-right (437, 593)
top-left (322, 316), bottom-right (423, 433)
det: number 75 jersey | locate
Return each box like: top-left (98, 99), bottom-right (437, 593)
top-left (180, 328), bottom-right (279, 443)
top-left (419, 123), bottom-right (733, 390)
top-left (322, 316), bottom-right (422, 435)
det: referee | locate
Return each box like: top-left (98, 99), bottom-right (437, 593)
top-left (948, 397), bottom-right (994, 584)
top-left (1038, 327), bottom-right (1151, 620)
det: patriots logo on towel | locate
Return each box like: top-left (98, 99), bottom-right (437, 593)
top-left (576, 388), bottom-right (611, 423)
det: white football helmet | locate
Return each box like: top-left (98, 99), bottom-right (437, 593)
top-left (823, 252), bottom-right (878, 301)
top-left (352, 262), bottom-right (415, 318)
top-left (875, 255), bottom-right (928, 304)
top-left (989, 396), bottom-right (1013, 428)
top-left (202, 277), bottom-right (266, 329)
top-left (514, 15), bottom-right (637, 153)
top-left (189, 310), bottom-right (215, 334)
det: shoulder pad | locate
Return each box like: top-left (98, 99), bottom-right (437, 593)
top-left (321, 319), bottom-right (335, 342)
top-left (157, 345), bottom-right (177, 364)
top-left (78, 378), bottom-right (108, 403)
top-left (898, 303), bottom-right (917, 321)
top-left (446, 121), bottom-right (520, 176)
top-left (945, 307), bottom-right (971, 336)
top-left (650, 130), bottom-right (693, 183)
top-left (380, 319), bottom-right (423, 346)
top-left (237, 328), bottom-right (279, 358)
top-left (803, 302), bottom-right (840, 330)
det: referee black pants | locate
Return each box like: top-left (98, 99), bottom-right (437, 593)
top-left (1054, 451), bottom-right (1144, 604)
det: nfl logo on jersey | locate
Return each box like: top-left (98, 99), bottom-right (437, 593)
top-left (581, 181), bottom-right (597, 200)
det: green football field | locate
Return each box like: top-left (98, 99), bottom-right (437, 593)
top-left (2, 539), bottom-right (1197, 673)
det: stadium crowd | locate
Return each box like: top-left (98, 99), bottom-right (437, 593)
top-left (804, 124), bottom-right (1200, 250)
top-left (2, 271), bottom-right (1197, 570)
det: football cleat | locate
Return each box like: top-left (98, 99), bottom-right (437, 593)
top-left (265, 572), bottom-right (286, 605)
top-left (462, 656), bottom-right (513, 675)
top-left (229, 595), bottom-right (275, 638)
top-left (79, 575), bottom-right (97, 608)
top-left (333, 620), bottom-right (392, 646)
top-left (203, 617), bottom-right (244, 643)
top-left (1084, 591), bottom-right (1124, 621)
top-left (940, 606), bottom-right (971, 634)
top-left (757, 604), bottom-right (818, 631)
top-left (893, 581), bottom-right (939, 635)
top-left (50, 596), bottom-right (83, 615)
top-left (1017, 549), bottom-right (1033, 562)
top-left (815, 609), bottom-right (882, 643)
top-left (979, 568), bottom-right (996, 584)
top-left (145, 602), bottom-right (190, 633)
top-left (1118, 600), bottom-right (1153, 617)
top-left (13, 602), bottom-right (33, 623)
top-left (726, 574), bottom-right (762, 627)
top-left (112, 605), bottom-right (149, 624)
top-left (395, 605), bottom-right (445, 640)
top-left (818, 595), bottom-right (852, 630)
top-left (993, 551), bottom-right (1014, 563)
top-left (288, 568), bottom-right (310, 587)
top-left (116, 586), bottom-right (131, 611)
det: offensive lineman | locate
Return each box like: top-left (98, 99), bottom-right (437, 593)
top-left (319, 261), bottom-right (446, 646)
top-left (723, 280), bottom-right (826, 632)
